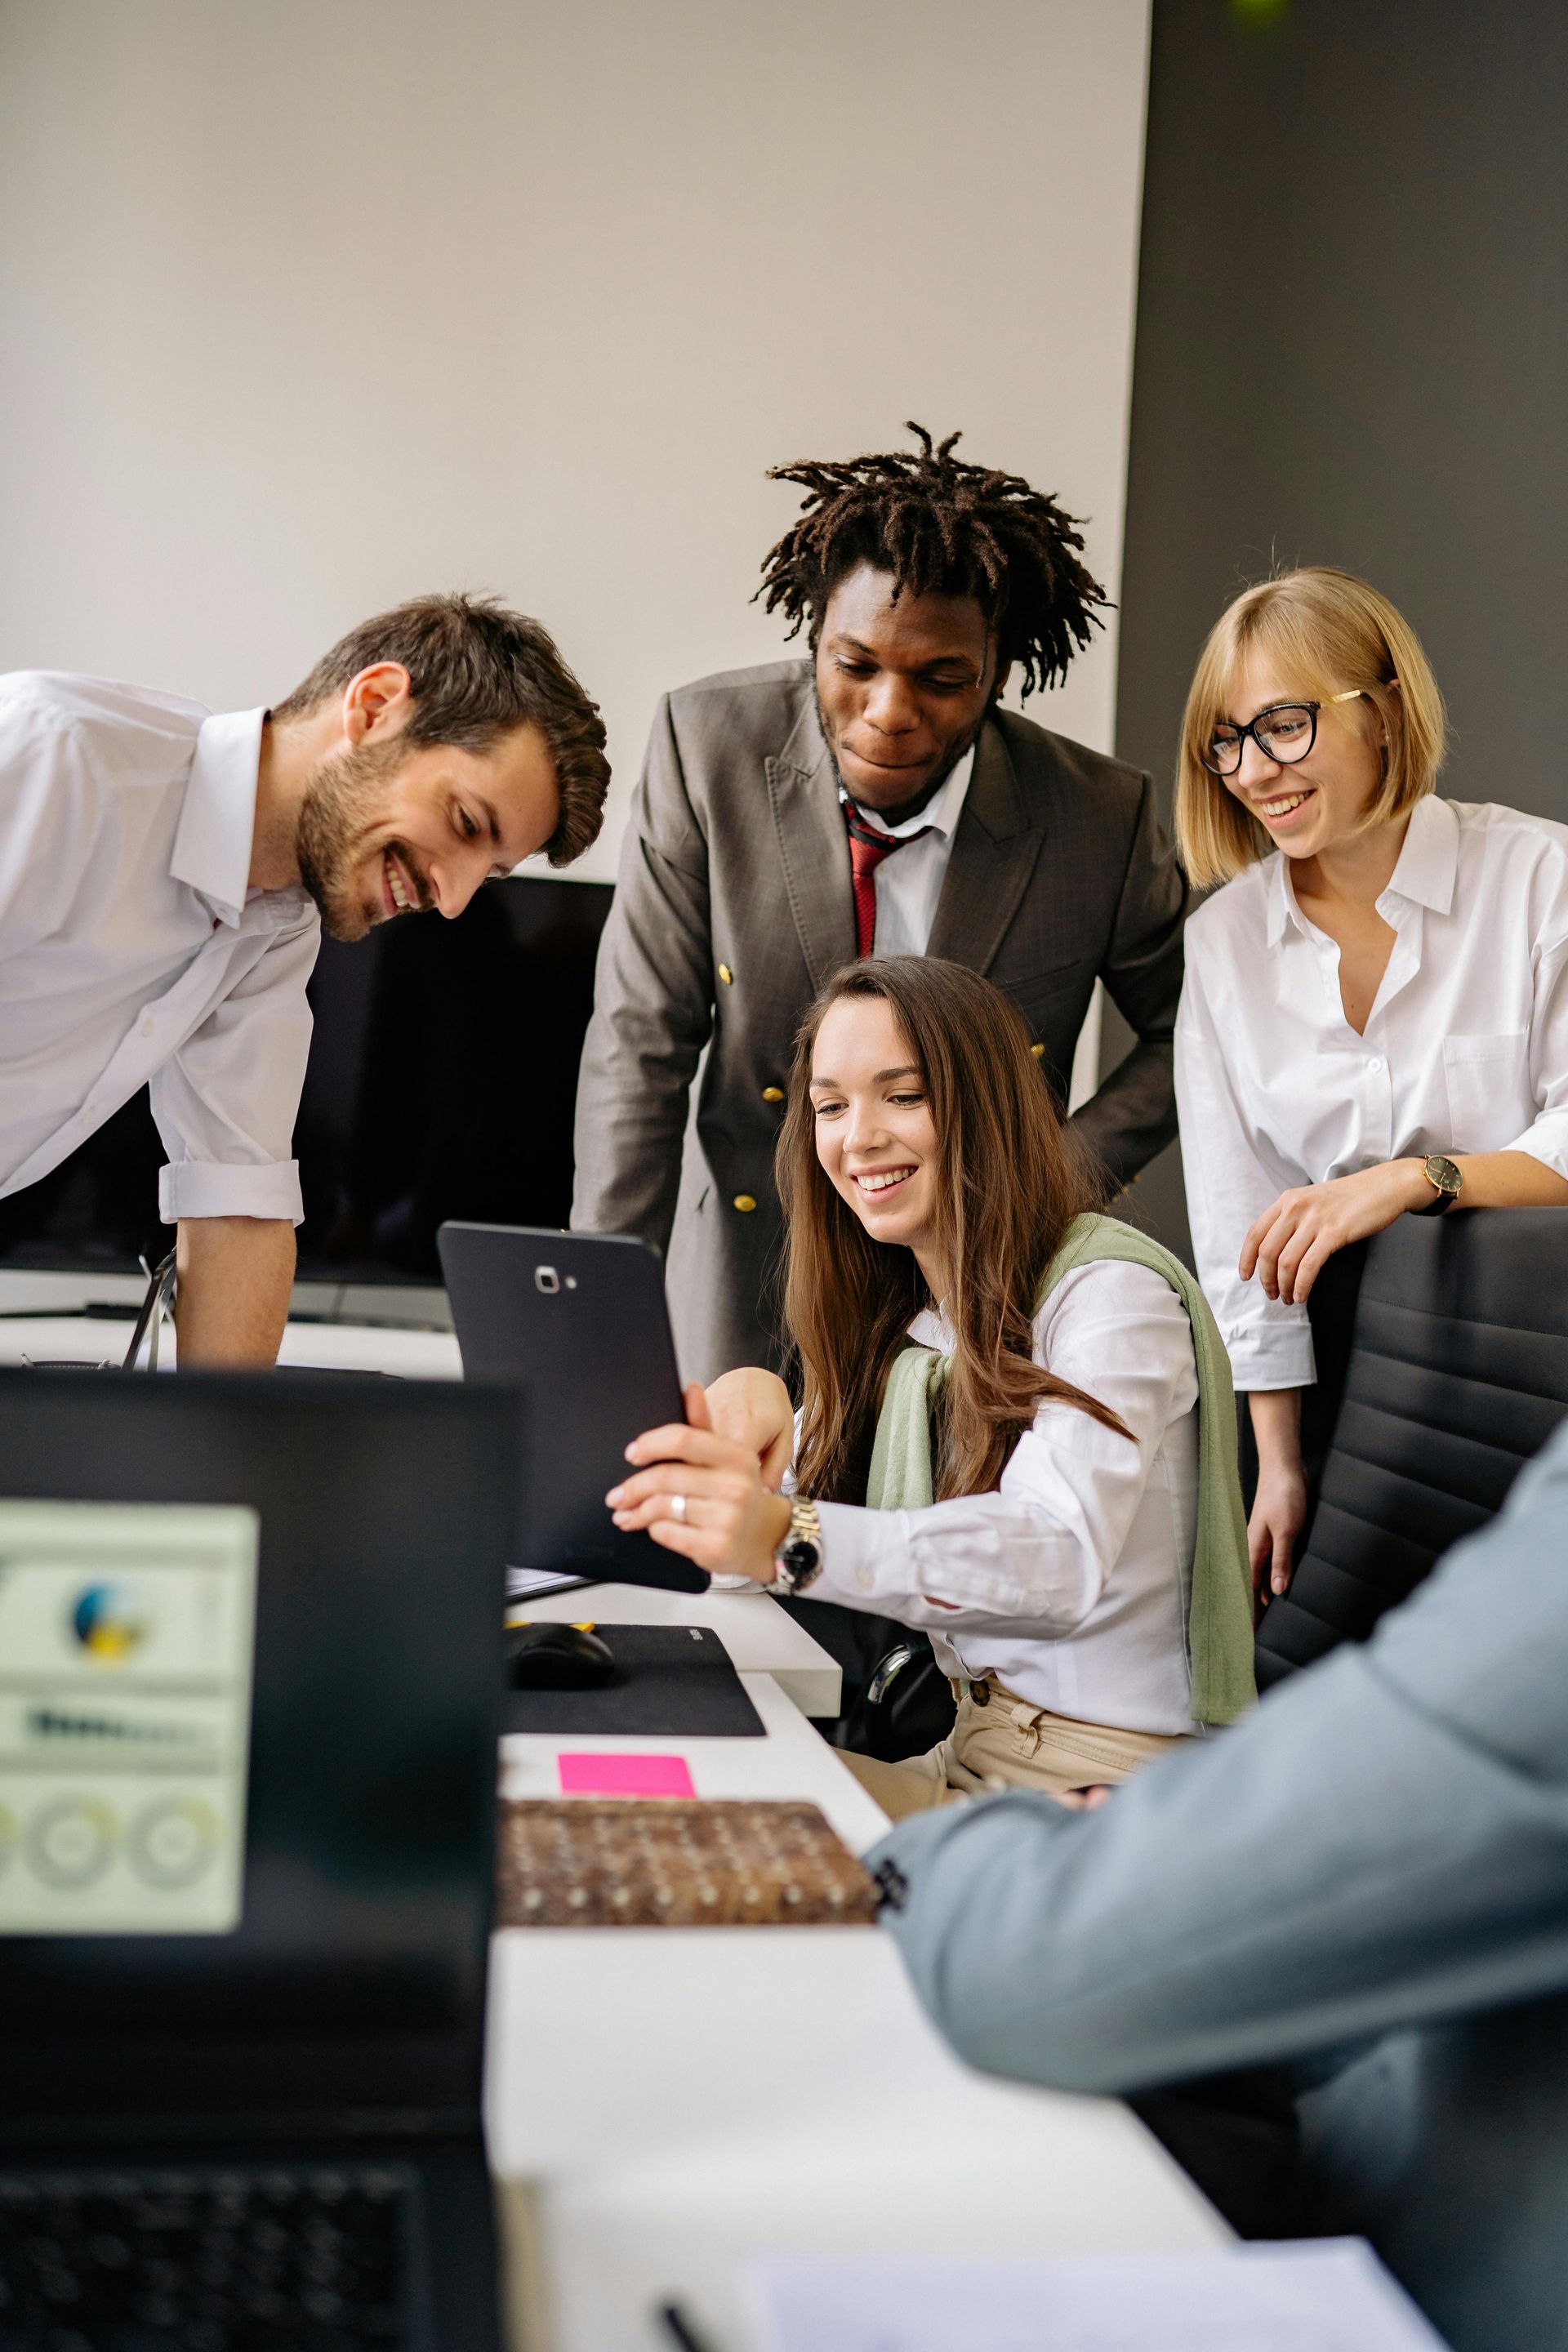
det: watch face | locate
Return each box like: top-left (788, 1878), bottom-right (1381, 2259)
top-left (1428, 1155), bottom-right (1463, 1195)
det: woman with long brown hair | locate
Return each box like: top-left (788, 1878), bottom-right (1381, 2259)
top-left (608, 956), bottom-right (1253, 1816)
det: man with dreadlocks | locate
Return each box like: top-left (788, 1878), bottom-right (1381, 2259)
top-left (574, 423), bottom-right (1188, 1383)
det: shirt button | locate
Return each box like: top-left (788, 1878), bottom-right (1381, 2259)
top-left (857, 1567), bottom-right (875, 1592)
top-left (1368, 1056), bottom-right (1384, 1071)
top-left (140, 1018), bottom-right (155, 1038)
top-left (733, 1194), bottom-right (757, 1214)
top-left (718, 964), bottom-right (733, 986)
top-left (761, 1086), bottom-right (784, 1103)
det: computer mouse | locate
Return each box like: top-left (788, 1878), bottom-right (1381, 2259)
top-left (506, 1623), bottom-right (619, 1691)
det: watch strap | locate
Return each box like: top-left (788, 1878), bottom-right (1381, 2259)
top-left (772, 1494), bottom-right (823, 1595)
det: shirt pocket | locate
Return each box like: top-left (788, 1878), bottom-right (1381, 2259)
top-left (1442, 1030), bottom-right (1530, 1151)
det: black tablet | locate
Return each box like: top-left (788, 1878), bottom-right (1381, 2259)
top-left (437, 1223), bottom-right (709, 1595)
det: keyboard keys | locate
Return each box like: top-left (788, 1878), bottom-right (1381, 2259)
top-left (0, 2164), bottom-right (415, 2350)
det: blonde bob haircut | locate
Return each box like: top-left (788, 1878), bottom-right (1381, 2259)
top-left (1174, 567), bottom-right (1447, 889)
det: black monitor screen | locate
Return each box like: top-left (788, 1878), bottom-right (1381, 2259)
top-left (0, 875), bottom-right (612, 1289)
top-left (0, 1370), bottom-right (514, 2137)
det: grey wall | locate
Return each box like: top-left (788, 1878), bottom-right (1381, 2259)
top-left (1105, 0), bottom-right (1568, 1258)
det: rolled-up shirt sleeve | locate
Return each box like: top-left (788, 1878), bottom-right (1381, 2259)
top-left (151, 907), bottom-right (318, 1223)
top-left (810, 1262), bottom-right (1197, 1637)
top-left (1503, 933), bottom-right (1568, 1180)
top-left (1175, 951), bottom-right (1316, 1392)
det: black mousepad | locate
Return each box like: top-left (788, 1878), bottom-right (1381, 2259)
top-left (501, 1624), bottom-right (764, 1738)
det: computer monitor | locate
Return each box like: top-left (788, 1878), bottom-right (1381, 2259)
top-left (0, 875), bottom-right (612, 1294)
top-left (0, 1368), bottom-right (514, 2135)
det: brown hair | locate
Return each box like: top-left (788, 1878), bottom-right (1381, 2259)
top-left (272, 591), bottom-right (609, 866)
top-left (777, 957), bottom-right (1127, 1507)
top-left (1175, 567), bottom-right (1447, 889)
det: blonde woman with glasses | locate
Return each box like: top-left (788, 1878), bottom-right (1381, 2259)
top-left (1173, 568), bottom-right (1568, 1666)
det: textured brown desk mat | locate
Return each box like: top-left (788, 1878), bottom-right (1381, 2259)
top-left (496, 1797), bottom-right (879, 1927)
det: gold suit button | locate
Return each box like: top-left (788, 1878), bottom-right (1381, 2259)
top-left (761, 1086), bottom-right (784, 1103)
top-left (1030, 1041), bottom-right (1045, 1058)
top-left (718, 963), bottom-right (733, 985)
top-left (733, 1193), bottom-right (757, 1214)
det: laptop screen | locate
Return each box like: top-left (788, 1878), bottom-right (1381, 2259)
top-left (0, 1370), bottom-right (514, 2142)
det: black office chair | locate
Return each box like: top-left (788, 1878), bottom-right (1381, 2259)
top-left (1256, 1208), bottom-right (1568, 1689)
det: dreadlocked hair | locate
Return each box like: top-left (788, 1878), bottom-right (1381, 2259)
top-left (755, 422), bottom-right (1110, 697)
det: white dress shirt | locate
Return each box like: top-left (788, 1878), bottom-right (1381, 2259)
top-left (1176, 795), bottom-right (1568, 1392)
top-left (0, 672), bottom-right (319, 1224)
top-left (811, 1257), bottom-right (1200, 1735)
top-left (840, 742), bottom-right (975, 958)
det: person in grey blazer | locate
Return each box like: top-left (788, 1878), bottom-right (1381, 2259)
top-left (572, 425), bottom-right (1189, 1382)
top-left (870, 1417), bottom-right (1568, 2352)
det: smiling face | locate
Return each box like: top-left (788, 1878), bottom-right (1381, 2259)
top-left (813, 563), bottom-right (1005, 823)
top-left (808, 994), bottom-right (943, 1278)
top-left (1219, 651), bottom-right (1387, 863)
top-left (294, 719), bottom-right (560, 942)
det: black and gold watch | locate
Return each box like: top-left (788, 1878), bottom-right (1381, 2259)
top-left (1414, 1153), bottom-right (1463, 1215)
top-left (770, 1495), bottom-right (823, 1596)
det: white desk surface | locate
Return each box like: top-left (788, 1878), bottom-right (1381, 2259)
top-left (0, 1309), bottom-right (466, 1379)
top-left (489, 1926), bottom-right (1227, 2352)
top-left (490, 1686), bottom-right (1227, 2352)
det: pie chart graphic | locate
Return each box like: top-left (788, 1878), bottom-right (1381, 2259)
top-left (70, 1582), bottom-right (148, 1662)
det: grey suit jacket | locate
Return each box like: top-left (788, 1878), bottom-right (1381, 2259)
top-left (572, 659), bottom-right (1188, 1381)
top-left (873, 1423), bottom-right (1568, 2352)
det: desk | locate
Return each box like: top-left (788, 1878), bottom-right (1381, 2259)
top-left (490, 1688), bottom-right (1228, 2352)
top-left (2, 1303), bottom-right (1227, 2344)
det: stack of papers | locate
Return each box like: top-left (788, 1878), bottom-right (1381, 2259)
top-left (750, 2241), bottom-right (1450, 2350)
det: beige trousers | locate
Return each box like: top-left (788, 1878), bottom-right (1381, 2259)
top-left (842, 1682), bottom-right (1189, 1821)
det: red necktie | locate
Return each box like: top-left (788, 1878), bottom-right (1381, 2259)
top-left (843, 801), bottom-right (930, 959)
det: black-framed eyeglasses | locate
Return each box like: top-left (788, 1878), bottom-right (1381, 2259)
top-left (1200, 689), bottom-right (1365, 777)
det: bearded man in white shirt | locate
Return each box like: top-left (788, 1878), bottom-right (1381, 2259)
top-left (0, 594), bottom-right (608, 1365)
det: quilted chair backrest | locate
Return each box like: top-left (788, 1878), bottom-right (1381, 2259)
top-left (1254, 1208), bottom-right (1568, 1686)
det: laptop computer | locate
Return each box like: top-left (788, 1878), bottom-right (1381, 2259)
top-left (438, 1223), bottom-right (708, 1597)
top-left (0, 1366), bottom-right (515, 2352)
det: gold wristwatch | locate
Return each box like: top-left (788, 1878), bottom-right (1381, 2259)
top-left (770, 1495), bottom-right (823, 1596)
top-left (1414, 1152), bottom-right (1463, 1215)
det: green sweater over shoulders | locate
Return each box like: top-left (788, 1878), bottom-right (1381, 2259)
top-left (865, 1212), bottom-right (1256, 1727)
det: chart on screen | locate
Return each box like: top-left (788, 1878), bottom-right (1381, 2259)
top-left (0, 1499), bottom-right (258, 1935)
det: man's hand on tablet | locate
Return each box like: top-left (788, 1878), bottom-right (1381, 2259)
top-left (702, 1366), bottom-right (795, 1489)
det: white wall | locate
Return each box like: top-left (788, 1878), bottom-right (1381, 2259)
top-left (0, 0), bottom-right (1150, 888)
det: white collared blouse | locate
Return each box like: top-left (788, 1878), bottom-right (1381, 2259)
top-left (0, 671), bottom-right (319, 1224)
top-left (810, 1256), bottom-right (1200, 1736)
top-left (1175, 795), bottom-right (1568, 1392)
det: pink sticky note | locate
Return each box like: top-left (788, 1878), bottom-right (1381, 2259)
top-left (557, 1752), bottom-right (696, 1798)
